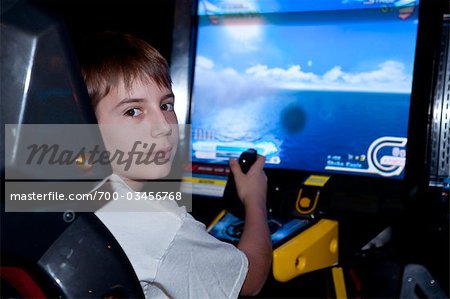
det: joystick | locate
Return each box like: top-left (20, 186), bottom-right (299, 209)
top-left (238, 148), bottom-right (258, 174)
top-left (223, 148), bottom-right (258, 218)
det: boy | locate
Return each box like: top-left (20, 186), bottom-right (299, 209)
top-left (79, 31), bottom-right (272, 298)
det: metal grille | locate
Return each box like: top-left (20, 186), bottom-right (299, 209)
top-left (429, 15), bottom-right (450, 186)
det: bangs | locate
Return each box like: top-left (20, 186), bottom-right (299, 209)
top-left (80, 32), bottom-right (172, 107)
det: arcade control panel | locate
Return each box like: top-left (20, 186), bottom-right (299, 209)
top-left (203, 149), bottom-right (449, 297)
top-left (207, 149), bottom-right (332, 249)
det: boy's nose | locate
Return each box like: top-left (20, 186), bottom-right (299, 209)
top-left (150, 122), bottom-right (173, 138)
top-left (147, 108), bottom-right (175, 138)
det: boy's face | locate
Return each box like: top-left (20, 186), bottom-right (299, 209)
top-left (95, 78), bottom-right (178, 185)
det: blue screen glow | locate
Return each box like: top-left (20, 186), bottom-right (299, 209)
top-left (191, 0), bottom-right (419, 179)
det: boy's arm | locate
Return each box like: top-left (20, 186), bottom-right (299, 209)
top-left (229, 156), bottom-right (272, 296)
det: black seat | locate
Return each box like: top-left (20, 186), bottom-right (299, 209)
top-left (1, 211), bottom-right (144, 298)
top-left (1, 1), bottom-right (144, 297)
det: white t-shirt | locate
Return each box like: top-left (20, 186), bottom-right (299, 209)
top-left (94, 175), bottom-right (248, 298)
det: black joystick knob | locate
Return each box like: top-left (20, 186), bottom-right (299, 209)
top-left (223, 148), bottom-right (258, 218)
top-left (239, 148), bottom-right (257, 174)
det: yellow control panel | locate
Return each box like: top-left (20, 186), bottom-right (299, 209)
top-left (272, 219), bottom-right (339, 282)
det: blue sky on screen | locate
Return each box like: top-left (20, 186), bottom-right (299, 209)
top-left (194, 0), bottom-right (419, 94)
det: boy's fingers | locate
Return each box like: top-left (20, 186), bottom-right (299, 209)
top-left (256, 155), bottom-right (266, 167)
top-left (229, 158), bottom-right (244, 179)
top-left (248, 155), bottom-right (266, 173)
top-left (230, 155), bottom-right (265, 176)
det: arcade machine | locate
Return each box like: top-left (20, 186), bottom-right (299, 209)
top-left (171, 0), bottom-right (449, 297)
top-left (1, 1), bottom-right (144, 297)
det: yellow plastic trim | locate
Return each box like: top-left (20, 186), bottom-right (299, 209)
top-left (295, 189), bottom-right (320, 215)
top-left (272, 219), bottom-right (338, 282)
top-left (332, 267), bottom-right (348, 299)
top-left (303, 175), bottom-right (331, 187)
top-left (182, 176), bottom-right (227, 186)
top-left (207, 209), bottom-right (228, 232)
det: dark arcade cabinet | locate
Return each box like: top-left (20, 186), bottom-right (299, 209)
top-left (171, 0), bottom-right (450, 298)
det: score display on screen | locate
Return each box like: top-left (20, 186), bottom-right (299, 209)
top-left (190, 0), bottom-right (419, 179)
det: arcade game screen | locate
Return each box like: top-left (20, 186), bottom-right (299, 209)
top-left (190, 0), bottom-right (419, 180)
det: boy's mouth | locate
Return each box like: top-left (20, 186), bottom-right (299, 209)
top-left (145, 146), bottom-right (173, 163)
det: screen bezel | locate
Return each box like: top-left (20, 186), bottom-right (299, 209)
top-left (170, 0), bottom-right (444, 209)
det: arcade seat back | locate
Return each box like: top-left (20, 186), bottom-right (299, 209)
top-left (1, 1), bottom-right (144, 297)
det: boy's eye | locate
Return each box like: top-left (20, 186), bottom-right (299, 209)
top-left (124, 108), bottom-right (143, 117)
top-left (161, 103), bottom-right (174, 111)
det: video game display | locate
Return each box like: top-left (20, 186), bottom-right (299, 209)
top-left (191, 0), bottom-right (419, 179)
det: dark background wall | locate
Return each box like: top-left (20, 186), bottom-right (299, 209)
top-left (29, 0), bottom-right (177, 63)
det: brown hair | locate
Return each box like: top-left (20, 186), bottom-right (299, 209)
top-left (78, 31), bottom-right (171, 107)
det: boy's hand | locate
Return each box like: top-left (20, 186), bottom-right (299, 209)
top-left (229, 155), bottom-right (267, 207)
top-left (230, 155), bottom-right (272, 296)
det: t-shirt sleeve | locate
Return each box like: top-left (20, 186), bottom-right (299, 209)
top-left (151, 213), bottom-right (249, 299)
